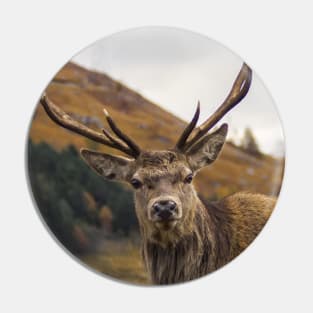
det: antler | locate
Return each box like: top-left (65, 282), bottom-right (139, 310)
top-left (40, 93), bottom-right (141, 158)
top-left (175, 63), bottom-right (252, 152)
top-left (175, 101), bottom-right (200, 150)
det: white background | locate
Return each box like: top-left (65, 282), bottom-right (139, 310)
top-left (0, 1), bottom-right (312, 312)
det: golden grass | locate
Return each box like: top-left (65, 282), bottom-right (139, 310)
top-left (80, 239), bottom-right (150, 285)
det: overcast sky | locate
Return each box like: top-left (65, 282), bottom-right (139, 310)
top-left (73, 27), bottom-right (284, 156)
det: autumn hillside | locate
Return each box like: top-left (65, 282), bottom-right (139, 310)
top-left (29, 62), bottom-right (284, 199)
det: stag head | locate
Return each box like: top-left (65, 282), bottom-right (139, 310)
top-left (40, 63), bottom-right (252, 245)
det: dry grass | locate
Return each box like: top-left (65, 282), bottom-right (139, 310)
top-left (80, 239), bottom-right (150, 285)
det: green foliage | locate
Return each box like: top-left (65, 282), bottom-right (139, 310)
top-left (27, 140), bottom-right (138, 253)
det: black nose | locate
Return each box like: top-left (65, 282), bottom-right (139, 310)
top-left (152, 200), bottom-right (177, 220)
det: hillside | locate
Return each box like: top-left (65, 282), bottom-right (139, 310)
top-left (29, 62), bottom-right (284, 198)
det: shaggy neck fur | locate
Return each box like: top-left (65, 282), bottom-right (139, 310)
top-left (141, 198), bottom-right (234, 285)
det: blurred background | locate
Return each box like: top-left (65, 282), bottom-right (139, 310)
top-left (27, 28), bottom-right (284, 285)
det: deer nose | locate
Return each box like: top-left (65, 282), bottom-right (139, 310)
top-left (152, 200), bottom-right (177, 221)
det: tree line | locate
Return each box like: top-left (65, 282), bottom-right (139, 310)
top-left (27, 141), bottom-right (139, 253)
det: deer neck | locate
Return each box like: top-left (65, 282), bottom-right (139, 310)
top-left (140, 197), bottom-right (217, 284)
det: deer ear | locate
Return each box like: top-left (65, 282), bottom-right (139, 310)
top-left (80, 149), bottom-right (133, 181)
top-left (186, 124), bottom-right (228, 172)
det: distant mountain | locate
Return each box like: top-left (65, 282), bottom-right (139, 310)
top-left (29, 62), bottom-right (284, 198)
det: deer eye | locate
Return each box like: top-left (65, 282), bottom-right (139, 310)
top-left (184, 173), bottom-right (193, 184)
top-left (130, 178), bottom-right (143, 189)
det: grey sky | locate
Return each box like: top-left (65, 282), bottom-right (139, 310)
top-left (73, 27), bottom-right (284, 156)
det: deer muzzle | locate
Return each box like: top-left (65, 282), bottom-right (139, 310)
top-left (148, 196), bottom-right (182, 225)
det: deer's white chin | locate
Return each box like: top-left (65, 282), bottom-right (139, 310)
top-left (155, 220), bottom-right (178, 231)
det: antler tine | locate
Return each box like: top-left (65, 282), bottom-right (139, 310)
top-left (103, 109), bottom-right (141, 157)
top-left (183, 63), bottom-right (252, 151)
top-left (101, 127), bottom-right (128, 148)
top-left (175, 101), bottom-right (200, 150)
top-left (40, 93), bottom-right (140, 158)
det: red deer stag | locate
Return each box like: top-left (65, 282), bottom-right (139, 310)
top-left (40, 63), bottom-right (275, 284)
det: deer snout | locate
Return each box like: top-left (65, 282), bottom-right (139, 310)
top-left (152, 200), bottom-right (177, 221)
